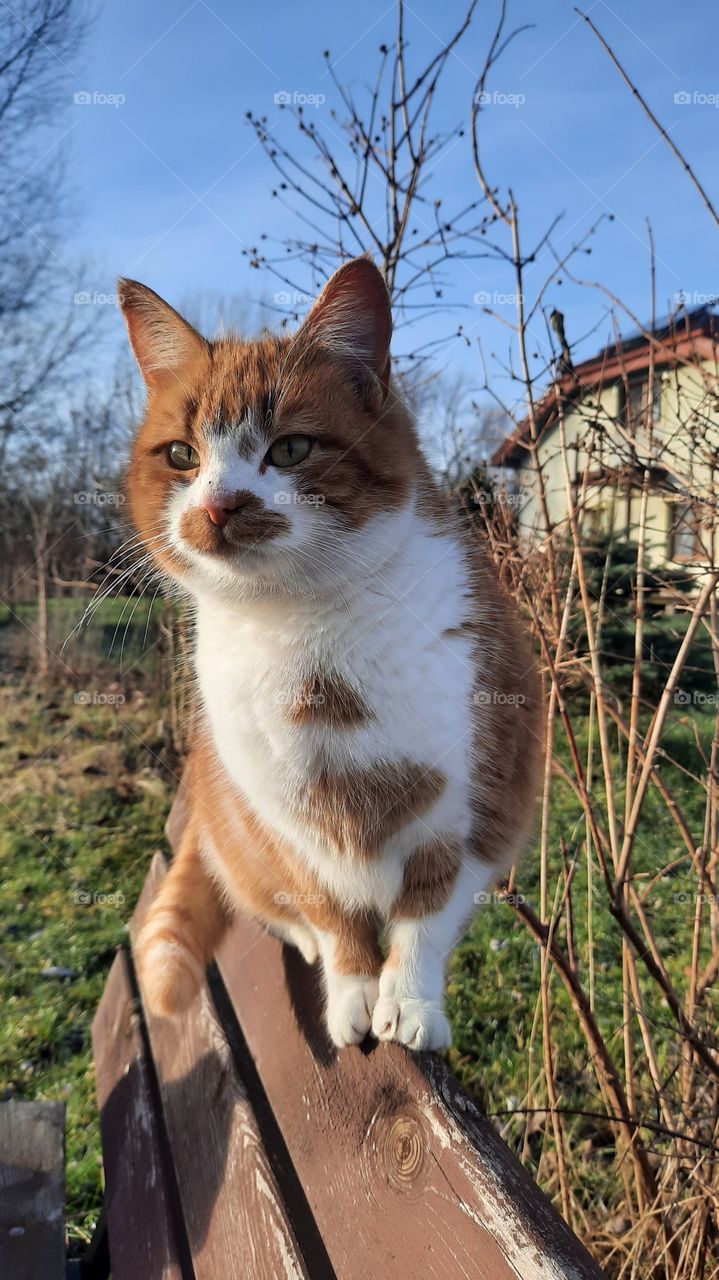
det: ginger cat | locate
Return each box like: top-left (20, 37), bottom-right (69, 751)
top-left (120, 257), bottom-right (542, 1051)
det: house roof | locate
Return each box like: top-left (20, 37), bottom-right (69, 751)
top-left (491, 304), bottom-right (719, 467)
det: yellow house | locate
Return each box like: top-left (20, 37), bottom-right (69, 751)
top-left (491, 307), bottom-right (719, 573)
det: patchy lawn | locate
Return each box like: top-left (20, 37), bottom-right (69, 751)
top-left (0, 595), bottom-right (177, 1248)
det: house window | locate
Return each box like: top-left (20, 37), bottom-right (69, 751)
top-left (584, 502), bottom-right (609, 538)
top-left (624, 375), bottom-right (662, 428)
top-left (669, 501), bottom-right (699, 561)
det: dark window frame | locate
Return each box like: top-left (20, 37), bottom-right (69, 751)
top-left (667, 499), bottom-right (706, 562)
top-left (622, 373), bottom-right (662, 429)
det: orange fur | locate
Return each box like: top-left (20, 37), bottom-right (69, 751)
top-left (121, 258), bottom-right (543, 1045)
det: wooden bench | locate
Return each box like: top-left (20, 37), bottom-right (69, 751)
top-left (0, 1103), bottom-right (111, 1280)
top-left (88, 787), bottom-right (604, 1280)
top-left (0, 1102), bottom-right (65, 1280)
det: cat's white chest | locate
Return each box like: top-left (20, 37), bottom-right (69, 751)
top-left (192, 523), bottom-right (477, 906)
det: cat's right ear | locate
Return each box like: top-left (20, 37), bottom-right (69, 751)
top-left (118, 279), bottom-right (208, 388)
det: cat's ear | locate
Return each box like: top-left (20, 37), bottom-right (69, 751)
top-left (118, 279), bottom-right (208, 388)
top-left (301, 257), bottom-right (392, 399)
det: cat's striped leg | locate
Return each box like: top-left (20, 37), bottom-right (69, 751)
top-left (136, 819), bottom-right (231, 1017)
top-left (373, 855), bottom-right (492, 1051)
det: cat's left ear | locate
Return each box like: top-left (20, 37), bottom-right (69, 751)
top-left (118, 279), bottom-right (208, 389)
top-left (302, 257), bottom-right (392, 403)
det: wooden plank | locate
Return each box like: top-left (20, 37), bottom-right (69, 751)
top-left (129, 854), bottom-right (309, 1280)
top-left (92, 948), bottom-right (188, 1280)
top-left (216, 918), bottom-right (604, 1279)
top-left (0, 1101), bottom-right (65, 1280)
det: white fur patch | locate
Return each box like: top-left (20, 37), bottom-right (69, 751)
top-left (190, 496), bottom-right (483, 913)
top-left (154, 428), bottom-right (516, 1039)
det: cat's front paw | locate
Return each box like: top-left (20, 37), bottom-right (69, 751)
top-left (372, 995), bottom-right (451, 1051)
top-left (325, 975), bottom-right (378, 1048)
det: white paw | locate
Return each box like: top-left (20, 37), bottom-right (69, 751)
top-left (372, 995), bottom-right (451, 1051)
top-left (326, 976), bottom-right (378, 1048)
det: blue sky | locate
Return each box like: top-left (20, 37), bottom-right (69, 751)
top-left (60, 0), bottom-right (719, 412)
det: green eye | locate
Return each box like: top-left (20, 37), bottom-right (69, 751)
top-left (168, 441), bottom-right (200, 470)
top-left (266, 434), bottom-right (312, 468)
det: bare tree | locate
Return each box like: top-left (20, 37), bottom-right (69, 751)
top-left (244, 0), bottom-right (511, 378)
top-left (0, 0), bottom-right (91, 464)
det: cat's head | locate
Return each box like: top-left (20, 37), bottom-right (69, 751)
top-left (121, 257), bottom-right (423, 599)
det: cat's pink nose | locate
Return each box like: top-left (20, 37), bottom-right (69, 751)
top-left (203, 497), bottom-right (239, 527)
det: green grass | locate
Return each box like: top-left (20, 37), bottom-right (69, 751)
top-left (0, 672), bottom-right (175, 1249)
top-left (0, 593), bottom-right (167, 674)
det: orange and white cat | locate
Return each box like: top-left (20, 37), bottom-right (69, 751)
top-left (120, 257), bottom-right (542, 1051)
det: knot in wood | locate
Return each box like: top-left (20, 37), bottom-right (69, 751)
top-left (384, 1114), bottom-right (425, 1189)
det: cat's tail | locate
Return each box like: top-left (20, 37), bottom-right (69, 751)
top-left (136, 818), bottom-right (230, 1018)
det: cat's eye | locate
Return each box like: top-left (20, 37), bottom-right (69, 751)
top-left (168, 441), bottom-right (200, 470)
top-left (266, 435), bottom-right (312, 468)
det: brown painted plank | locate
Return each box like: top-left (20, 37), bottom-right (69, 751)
top-left (216, 918), bottom-right (604, 1280)
top-left (92, 948), bottom-right (187, 1280)
top-left (0, 1101), bottom-right (65, 1280)
top-left (129, 854), bottom-right (309, 1280)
